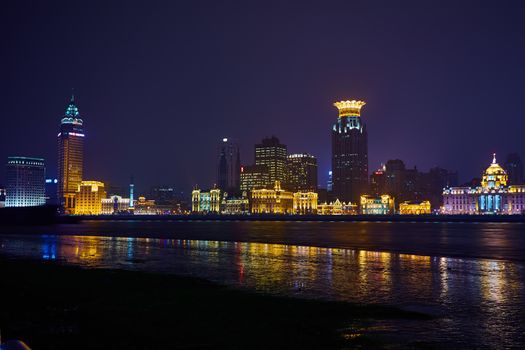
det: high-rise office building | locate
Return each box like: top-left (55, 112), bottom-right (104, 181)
top-left (255, 136), bottom-right (287, 187)
top-left (384, 159), bottom-right (406, 200)
top-left (240, 165), bottom-right (269, 191)
top-left (5, 156), bottom-right (46, 207)
top-left (58, 95), bottom-right (85, 213)
top-left (285, 153), bottom-right (318, 191)
top-left (505, 153), bottom-right (523, 185)
top-left (331, 100), bottom-right (368, 203)
top-left (369, 164), bottom-right (386, 196)
top-left (217, 138), bottom-right (241, 191)
top-left (74, 181), bottom-right (106, 215)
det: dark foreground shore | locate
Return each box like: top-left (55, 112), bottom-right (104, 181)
top-left (0, 258), bottom-right (430, 349)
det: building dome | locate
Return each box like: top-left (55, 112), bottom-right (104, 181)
top-left (481, 154), bottom-right (508, 189)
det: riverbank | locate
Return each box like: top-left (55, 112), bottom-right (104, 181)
top-left (80, 213), bottom-right (525, 223)
top-left (0, 258), bottom-right (430, 349)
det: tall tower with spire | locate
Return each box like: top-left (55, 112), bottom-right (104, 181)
top-left (57, 93), bottom-right (85, 213)
top-left (331, 100), bottom-right (368, 203)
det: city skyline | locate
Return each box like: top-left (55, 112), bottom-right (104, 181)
top-left (2, 3), bottom-right (525, 349)
top-left (1, 93), bottom-right (524, 195)
top-left (2, 2), bottom-right (525, 192)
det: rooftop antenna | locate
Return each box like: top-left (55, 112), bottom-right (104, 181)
top-left (71, 88), bottom-right (75, 102)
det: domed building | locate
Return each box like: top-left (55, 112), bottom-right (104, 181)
top-left (442, 154), bottom-right (525, 214)
top-left (481, 154), bottom-right (508, 189)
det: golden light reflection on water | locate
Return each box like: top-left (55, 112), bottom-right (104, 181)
top-left (0, 234), bottom-right (519, 346)
top-left (22, 235), bottom-right (524, 322)
top-left (39, 236), bottom-right (523, 312)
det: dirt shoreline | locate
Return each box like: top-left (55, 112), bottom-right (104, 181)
top-left (0, 258), bottom-right (431, 349)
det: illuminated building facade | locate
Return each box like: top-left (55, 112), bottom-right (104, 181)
top-left (360, 194), bottom-right (395, 215)
top-left (341, 202), bottom-right (358, 215)
top-left (217, 138), bottom-right (241, 191)
top-left (5, 157), bottom-right (46, 207)
top-left (251, 181), bottom-right (293, 214)
top-left (0, 187), bottom-right (5, 207)
top-left (317, 199), bottom-right (357, 215)
top-left (292, 192), bottom-right (318, 214)
top-left (399, 201), bottom-right (431, 215)
top-left (74, 181), bottom-right (106, 215)
top-left (134, 196), bottom-right (157, 215)
top-left (443, 154), bottom-right (525, 214)
top-left (58, 95), bottom-right (84, 213)
top-left (317, 199), bottom-right (343, 215)
top-left (240, 165), bottom-right (270, 192)
top-left (255, 136), bottom-right (287, 187)
top-left (192, 188), bottom-right (221, 213)
top-left (285, 153), bottom-right (317, 191)
top-left (332, 100), bottom-right (368, 203)
top-left (221, 192), bottom-right (249, 214)
top-left (102, 195), bottom-right (131, 215)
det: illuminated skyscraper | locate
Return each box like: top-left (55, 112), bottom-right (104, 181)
top-left (331, 100), bottom-right (368, 203)
top-left (217, 138), bottom-right (241, 191)
top-left (58, 94), bottom-right (85, 213)
top-left (255, 136), bottom-right (287, 187)
top-left (5, 156), bottom-right (46, 207)
top-left (285, 153), bottom-right (318, 191)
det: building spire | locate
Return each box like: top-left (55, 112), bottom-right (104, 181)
top-left (493, 153), bottom-right (497, 164)
top-left (71, 88), bottom-right (75, 102)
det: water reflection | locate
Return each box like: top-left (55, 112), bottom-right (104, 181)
top-left (0, 234), bottom-right (524, 347)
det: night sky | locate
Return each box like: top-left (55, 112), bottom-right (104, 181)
top-left (2, 1), bottom-right (525, 195)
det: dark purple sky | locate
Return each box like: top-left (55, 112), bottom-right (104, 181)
top-left (2, 1), bottom-right (525, 194)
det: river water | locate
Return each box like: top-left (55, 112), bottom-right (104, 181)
top-left (0, 220), bottom-right (524, 348)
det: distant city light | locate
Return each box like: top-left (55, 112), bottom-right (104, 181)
top-left (223, 138), bottom-right (228, 142)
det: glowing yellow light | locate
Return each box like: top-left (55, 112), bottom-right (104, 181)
top-left (399, 201), bottom-right (431, 215)
top-left (333, 100), bottom-right (366, 117)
